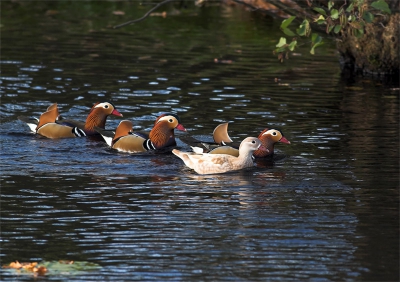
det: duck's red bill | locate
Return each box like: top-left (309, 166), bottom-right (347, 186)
top-left (258, 145), bottom-right (269, 152)
top-left (176, 124), bottom-right (186, 131)
top-left (279, 136), bottom-right (290, 144)
top-left (112, 109), bottom-right (123, 117)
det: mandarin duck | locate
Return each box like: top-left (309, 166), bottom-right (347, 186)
top-left (18, 102), bottom-right (123, 138)
top-left (96, 113), bottom-right (186, 153)
top-left (187, 123), bottom-right (290, 158)
top-left (252, 128), bottom-right (290, 157)
top-left (173, 137), bottom-right (267, 175)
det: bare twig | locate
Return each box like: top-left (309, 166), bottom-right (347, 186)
top-left (114, 0), bottom-right (177, 29)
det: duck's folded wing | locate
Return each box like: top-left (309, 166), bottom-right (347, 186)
top-left (208, 146), bottom-right (239, 157)
top-left (57, 119), bottom-right (85, 129)
top-left (112, 135), bottom-right (147, 153)
top-left (37, 123), bottom-right (79, 138)
top-left (133, 130), bottom-right (149, 139)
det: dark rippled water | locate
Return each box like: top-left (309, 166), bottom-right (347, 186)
top-left (1, 2), bottom-right (399, 281)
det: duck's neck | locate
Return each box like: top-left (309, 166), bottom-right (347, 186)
top-left (85, 110), bottom-right (107, 133)
top-left (254, 140), bottom-right (274, 157)
top-left (149, 124), bottom-right (174, 149)
top-left (236, 150), bottom-right (254, 167)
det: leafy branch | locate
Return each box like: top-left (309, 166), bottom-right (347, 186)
top-left (273, 0), bottom-right (392, 60)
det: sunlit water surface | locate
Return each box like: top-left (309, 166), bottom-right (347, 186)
top-left (1, 2), bottom-right (399, 281)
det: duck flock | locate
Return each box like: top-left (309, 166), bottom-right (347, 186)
top-left (18, 102), bottom-right (290, 175)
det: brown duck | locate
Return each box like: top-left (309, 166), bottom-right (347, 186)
top-left (96, 113), bottom-right (186, 153)
top-left (18, 102), bottom-right (123, 138)
top-left (186, 123), bottom-right (290, 158)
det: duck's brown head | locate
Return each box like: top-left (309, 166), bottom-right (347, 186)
top-left (85, 102), bottom-right (123, 132)
top-left (253, 128), bottom-right (290, 157)
top-left (150, 113), bottom-right (186, 149)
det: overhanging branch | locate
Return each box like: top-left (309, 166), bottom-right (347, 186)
top-left (114, 0), bottom-right (177, 29)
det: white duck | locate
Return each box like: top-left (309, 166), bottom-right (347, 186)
top-left (172, 137), bottom-right (267, 175)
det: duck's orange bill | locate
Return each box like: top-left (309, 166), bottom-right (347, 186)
top-left (279, 136), bottom-right (290, 144)
top-left (112, 109), bottom-right (123, 117)
top-left (176, 124), bottom-right (186, 131)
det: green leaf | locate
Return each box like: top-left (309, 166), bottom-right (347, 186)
top-left (297, 19), bottom-right (310, 37)
top-left (282, 28), bottom-right (296, 37)
top-left (354, 28), bottom-right (364, 38)
top-left (328, 25), bottom-right (335, 33)
top-left (363, 11), bottom-right (374, 23)
top-left (281, 16), bottom-right (296, 29)
top-left (330, 9), bottom-right (339, 20)
top-left (333, 24), bottom-right (342, 33)
top-left (315, 15), bottom-right (326, 25)
top-left (311, 33), bottom-right (322, 44)
top-left (346, 3), bottom-right (354, 12)
top-left (288, 40), bottom-right (297, 51)
top-left (328, 1), bottom-right (334, 10)
top-left (297, 25), bottom-right (306, 36)
top-left (371, 0), bottom-right (391, 14)
top-left (276, 37), bottom-right (287, 48)
top-left (274, 46), bottom-right (287, 53)
top-left (310, 33), bottom-right (323, 54)
top-left (313, 7), bottom-right (327, 16)
top-left (310, 42), bottom-right (323, 55)
top-left (348, 14), bottom-right (356, 22)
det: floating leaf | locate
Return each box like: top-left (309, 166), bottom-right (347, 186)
top-left (3, 260), bottom-right (101, 277)
top-left (371, 0), bottom-right (391, 14)
top-left (41, 260), bottom-right (101, 274)
top-left (281, 16), bottom-right (296, 29)
top-left (313, 7), bottom-right (327, 16)
top-left (276, 37), bottom-right (287, 48)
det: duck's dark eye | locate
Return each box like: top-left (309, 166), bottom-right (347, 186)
top-left (252, 140), bottom-right (256, 144)
top-left (169, 119), bottom-right (173, 123)
top-left (272, 131), bottom-right (277, 136)
top-left (104, 104), bottom-right (109, 109)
